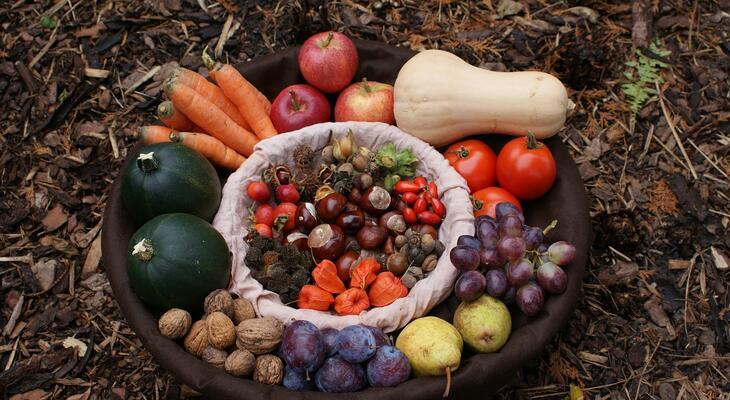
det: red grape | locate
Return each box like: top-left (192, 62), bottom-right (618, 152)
top-left (457, 234), bottom-right (482, 250)
top-left (536, 262), bottom-right (567, 294)
top-left (476, 217), bottom-right (499, 249)
top-left (516, 282), bottom-right (544, 316)
top-left (485, 269), bottom-right (509, 297)
top-left (522, 226), bottom-right (544, 250)
top-left (455, 270), bottom-right (486, 302)
top-left (498, 214), bottom-right (523, 238)
top-left (449, 245), bottom-right (480, 272)
top-left (479, 247), bottom-right (505, 269)
top-left (547, 241), bottom-right (576, 265)
top-left (495, 202), bottom-right (524, 222)
top-left (497, 236), bottom-right (526, 261)
top-left (506, 258), bottom-right (533, 286)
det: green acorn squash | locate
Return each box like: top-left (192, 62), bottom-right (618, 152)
top-left (121, 142), bottom-right (221, 226)
top-left (127, 213), bottom-right (231, 314)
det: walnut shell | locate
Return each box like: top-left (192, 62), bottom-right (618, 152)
top-left (184, 320), bottom-right (209, 357)
top-left (253, 354), bottom-right (283, 385)
top-left (201, 346), bottom-right (227, 368)
top-left (206, 312), bottom-right (236, 350)
top-left (232, 298), bottom-right (256, 324)
top-left (158, 308), bottom-right (192, 339)
top-left (204, 289), bottom-right (234, 318)
top-left (224, 349), bottom-right (255, 376)
top-left (235, 317), bottom-right (284, 355)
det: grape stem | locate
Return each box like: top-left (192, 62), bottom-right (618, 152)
top-left (542, 219), bottom-right (558, 236)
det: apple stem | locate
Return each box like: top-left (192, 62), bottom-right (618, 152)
top-left (289, 90), bottom-right (303, 111)
top-left (442, 367), bottom-right (451, 398)
top-left (362, 77), bottom-right (372, 93)
top-left (321, 31), bottom-right (334, 48)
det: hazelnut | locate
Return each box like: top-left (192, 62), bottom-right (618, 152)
top-left (204, 289), bottom-right (234, 319)
top-left (201, 346), bottom-right (227, 368)
top-left (225, 349), bottom-right (255, 376)
top-left (231, 298), bottom-right (256, 325)
top-left (158, 308), bottom-right (192, 339)
top-left (184, 320), bottom-right (209, 357)
top-left (253, 354), bottom-right (284, 385)
top-left (206, 312), bottom-right (236, 350)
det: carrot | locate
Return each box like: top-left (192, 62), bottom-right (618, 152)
top-left (202, 50), bottom-right (271, 114)
top-left (211, 64), bottom-right (278, 140)
top-left (139, 125), bottom-right (175, 144)
top-left (165, 80), bottom-right (259, 156)
top-left (171, 132), bottom-right (246, 170)
top-left (157, 101), bottom-right (199, 132)
top-left (169, 68), bottom-right (252, 131)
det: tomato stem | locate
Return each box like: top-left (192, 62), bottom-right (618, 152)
top-left (526, 131), bottom-right (541, 150)
top-left (470, 196), bottom-right (483, 211)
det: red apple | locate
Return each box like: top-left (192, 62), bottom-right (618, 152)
top-left (334, 78), bottom-right (395, 124)
top-left (269, 84), bottom-right (331, 133)
top-left (298, 31), bottom-right (358, 93)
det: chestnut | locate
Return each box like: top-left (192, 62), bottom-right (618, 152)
top-left (335, 251), bottom-right (359, 283)
top-left (356, 225), bottom-right (388, 250)
top-left (345, 236), bottom-right (361, 253)
top-left (343, 202), bottom-right (360, 213)
top-left (308, 224), bottom-right (346, 261)
top-left (395, 199), bottom-right (408, 213)
top-left (348, 187), bottom-right (363, 204)
top-left (386, 253), bottom-right (409, 276)
top-left (285, 232), bottom-right (309, 252)
top-left (383, 236), bottom-right (395, 255)
top-left (412, 224), bottom-right (438, 239)
top-left (379, 211), bottom-right (407, 236)
top-left (274, 165), bottom-right (291, 185)
top-left (337, 209), bottom-right (365, 233)
top-left (360, 186), bottom-right (391, 216)
top-left (295, 202), bottom-right (318, 231)
top-left (316, 192), bottom-right (347, 223)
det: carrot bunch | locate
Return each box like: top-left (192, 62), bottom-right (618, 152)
top-left (139, 61), bottom-right (277, 170)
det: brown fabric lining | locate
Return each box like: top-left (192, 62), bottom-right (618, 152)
top-left (101, 40), bottom-right (591, 399)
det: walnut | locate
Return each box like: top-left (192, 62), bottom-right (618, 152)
top-left (231, 298), bottom-right (256, 324)
top-left (206, 312), bottom-right (236, 350)
top-left (235, 317), bottom-right (284, 355)
top-left (184, 320), bottom-right (209, 357)
top-left (201, 346), bottom-right (227, 368)
top-left (224, 349), bottom-right (255, 376)
top-left (204, 289), bottom-right (234, 319)
top-left (253, 354), bottom-right (283, 385)
top-left (158, 308), bottom-right (192, 339)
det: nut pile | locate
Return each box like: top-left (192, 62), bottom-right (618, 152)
top-left (157, 289), bottom-right (285, 385)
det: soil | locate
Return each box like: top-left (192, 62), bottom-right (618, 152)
top-left (1, 1), bottom-right (728, 399)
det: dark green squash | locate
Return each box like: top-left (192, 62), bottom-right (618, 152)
top-left (127, 213), bottom-right (231, 314)
top-left (121, 142), bottom-right (221, 226)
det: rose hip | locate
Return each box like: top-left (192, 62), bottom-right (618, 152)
top-left (254, 204), bottom-right (275, 227)
top-left (401, 192), bottom-right (418, 205)
top-left (418, 211), bottom-right (441, 225)
top-left (430, 198), bottom-right (446, 217)
top-left (413, 198), bottom-right (427, 214)
top-left (276, 183), bottom-right (300, 203)
top-left (403, 208), bottom-right (417, 225)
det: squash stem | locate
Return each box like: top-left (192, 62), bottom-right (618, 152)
top-left (526, 131), bottom-right (540, 150)
top-left (132, 238), bottom-right (154, 261)
top-left (362, 77), bottom-right (372, 93)
top-left (137, 152), bottom-right (159, 173)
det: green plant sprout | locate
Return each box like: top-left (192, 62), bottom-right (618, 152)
top-left (621, 40), bottom-right (671, 131)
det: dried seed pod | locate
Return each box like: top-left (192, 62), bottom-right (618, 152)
top-left (204, 289), bottom-right (234, 319)
top-left (253, 354), bottom-right (284, 385)
top-left (421, 254), bottom-right (439, 273)
top-left (394, 235), bottom-right (407, 249)
top-left (235, 317), bottom-right (284, 355)
top-left (184, 320), bottom-right (209, 357)
top-left (401, 273), bottom-right (418, 289)
top-left (231, 298), bottom-right (256, 325)
top-left (207, 312), bottom-right (236, 350)
top-left (158, 308), bottom-right (192, 339)
top-left (201, 346), bottom-right (228, 368)
top-left (420, 234), bottom-right (436, 254)
top-left (225, 349), bottom-right (256, 376)
top-left (434, 240), bottom-right (446, 256)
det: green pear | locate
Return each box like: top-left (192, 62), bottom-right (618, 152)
top-left (395, 316), bottom-right (463, 377)
top-left (453, 295), bottom-right (512, 353)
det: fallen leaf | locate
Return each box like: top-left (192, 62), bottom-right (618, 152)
top-left (65, 389), bottom-right (91, 400)
top-left (9, 389), bottom-right (50, 400)
top-left (643, 296), bottom-right (676, 337)
top-left (564, 6), bottom-right (599, 23)
top-left (496, 0), bottom-right (523, 19)
top-left (631, 0), bottom-right (653, 48)
top-left (668, 259), bottom-right (691, 270)
top-left (41, 203), bottom-right (68, 231)
top-left (82, 235), bottom-right (102, 279)
top-left (566, 384), bottom-right (585, 400)
top-left (62, 337), bottom-right (88, 357)
top-left (74, 23), bottom-right (104, 38)
top-left (31, 259), bottom-right (57, 291)
top-left (710, 246), bottom-right (728, 270)
top-left (598, 261), bottom-right (639, 286)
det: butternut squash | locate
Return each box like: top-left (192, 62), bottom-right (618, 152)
top-left (393, 50), bottom-right (574, 146)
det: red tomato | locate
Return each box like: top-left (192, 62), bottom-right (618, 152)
top-left (254, 204), bottom-right (275, 226)
top-left (444, 140), bottom-right (497, 192)
top-left (471, 187), bottom-right (522, 218)
top-left (276, 183), bottom-right (300, 203)
top-left (273, 202), bottom-right (298, 232)
top-left (496, 134), bottom-right (556, 200)
top-left (246, 181), bottom-right (271, 203)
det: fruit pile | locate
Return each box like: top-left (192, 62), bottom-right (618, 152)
top-left (243, 131), bottom-right (446, 313)
top-left (450, 202), bottom-right (576, 316)
top-left (279, 321), bottom-right (411, 392)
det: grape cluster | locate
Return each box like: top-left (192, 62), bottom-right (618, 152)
top-left (449, 202), bottom-right (576, 316)
top-left (279, 321), bottom-right (411, 392)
